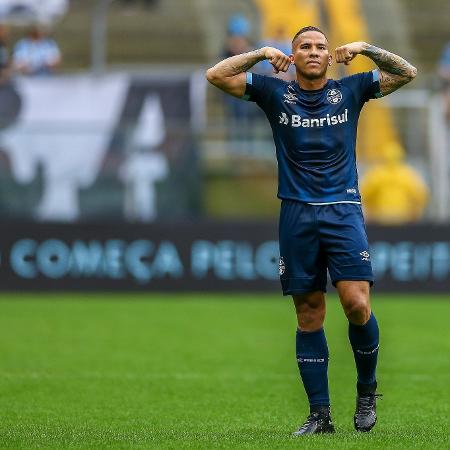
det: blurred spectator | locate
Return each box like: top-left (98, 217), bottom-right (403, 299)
top-left (438, 42), bottom-right (450, 122)
top-left (0, 0), bottom-right (68, 23)
top-left (223, 15), bottom-right (253, 59)
top-left (258, 26), bottom-right (295, 80)
top-left (227, 14), bottom-right (251, 38)
top-left (221, 15), bottom-right (260, 152)
top-left (0, 24), bottom-right (11, 84)
top-left (0, 23), bottom-right (21, 131)
top-left (13, 25), bottom-right (61, 76)
top-left (360, 142), bottom-right (429, 224)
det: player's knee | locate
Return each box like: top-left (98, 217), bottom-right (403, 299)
top-left (297, 307), bottom-right (325, 331)
top-left (293, 293), bottom-right (325, 331)
top-left (343, 295), bottom-right (370, 324)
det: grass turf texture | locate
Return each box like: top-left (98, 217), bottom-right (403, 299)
top-left (0, 294), bottom-right (449, 449)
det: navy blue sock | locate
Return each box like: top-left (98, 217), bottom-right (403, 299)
top-left (296, 328), bottom-right (330, 409)
top-left (348, 312), bottom-right (379, 387)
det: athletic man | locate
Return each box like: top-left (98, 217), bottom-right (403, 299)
top-left (206, 26), bottom-right (417, 434)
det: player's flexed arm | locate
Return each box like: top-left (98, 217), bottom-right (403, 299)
top-left (335, 42), bottom-right (417, 96)
top-left (206, 47), bottom-right (291, 97)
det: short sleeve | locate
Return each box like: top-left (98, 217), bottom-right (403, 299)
top-left (242, 72), bottom-right (283, 110)
top-left (342, 70), bottom-right (382, 104)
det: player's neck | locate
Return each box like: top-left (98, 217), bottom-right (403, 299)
top-left (296, 74), bottom-right (328, 91)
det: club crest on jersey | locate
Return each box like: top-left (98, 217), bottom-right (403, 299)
top-left (326, 88), bottom-right (342, 104)
top-left (283, 85), bottom-right (298, 104)
top-left (279, 257), bottom-right (285, 275)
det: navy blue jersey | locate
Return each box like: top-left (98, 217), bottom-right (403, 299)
top-left (243, 71), bottom-right (381, 203)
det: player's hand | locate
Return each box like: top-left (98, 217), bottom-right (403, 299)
top-left (335, 42), bottom-right (367, 65)
top-left (263, 47), bottom-right (291, 74)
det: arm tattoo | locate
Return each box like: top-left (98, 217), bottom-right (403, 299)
top-left (361, 44), bottom-right (416, 77)
top-left (213, 48), bottom-right (266, 78)
top-left (361, 44), bottom-right (417, 95)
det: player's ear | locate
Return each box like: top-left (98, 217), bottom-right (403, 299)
top-left (289, 54), bottom-right (294, 64)
top-left (328, 55), bottom-right (333, 66)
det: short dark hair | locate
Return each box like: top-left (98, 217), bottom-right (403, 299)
top-left (292, 26), bottom-right (328, 44)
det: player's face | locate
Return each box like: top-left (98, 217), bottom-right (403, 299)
top-left (290, 31), bottom-right (331, 80)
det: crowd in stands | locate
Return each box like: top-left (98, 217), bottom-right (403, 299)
top-left (0, 23), bottom-right (60, 84)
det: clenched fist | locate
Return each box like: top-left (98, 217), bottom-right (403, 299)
top-left (335, 42), bottom-right (367, 65)
top-left (263, 47), bottom-right (291, 73)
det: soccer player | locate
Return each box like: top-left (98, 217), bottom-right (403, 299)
top-left (206, 26), bottom-right (417, 434)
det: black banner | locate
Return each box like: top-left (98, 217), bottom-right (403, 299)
top-left (0, 222), bottom-right (449, 292)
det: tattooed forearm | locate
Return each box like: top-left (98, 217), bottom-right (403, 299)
top-left (209, 48), bottom-right (267, 78)
top-left (205, 47), bottom-right (269, 97)
top-left (361, 44), bottom-right (417, 96)
top-left (205, 47), bottom-right (269, 98)
top-left (361, 44), bottom-right (417, 78)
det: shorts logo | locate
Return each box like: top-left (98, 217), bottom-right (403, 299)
top-left (360, 250), bottom-right (370, 261)
top-left (279, 257), bottom-right (285, 275)
top-left (347, 188), bottom-right (357, 194)
top-left (326, 88), bottom-right (342, 104)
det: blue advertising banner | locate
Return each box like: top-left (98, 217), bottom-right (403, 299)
top-left (0, 222), bottom-right (449, 292)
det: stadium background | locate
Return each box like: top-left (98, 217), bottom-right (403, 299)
top-left (0, 1), bottom-right (449, 448)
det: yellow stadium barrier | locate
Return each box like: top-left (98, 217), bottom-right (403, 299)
top-left (254, 0), bottom-right (319, 40)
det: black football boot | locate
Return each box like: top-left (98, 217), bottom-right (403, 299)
top-left (293, 405), bottom-right (335, 436)
top-left (354, 382), bottom-right (382, 432)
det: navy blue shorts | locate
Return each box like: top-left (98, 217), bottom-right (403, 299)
top-left (278, 200), bottom-right (374, 295)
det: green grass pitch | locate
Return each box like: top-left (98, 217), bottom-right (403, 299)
top-left (0, 293), bottom-right (449, 449)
